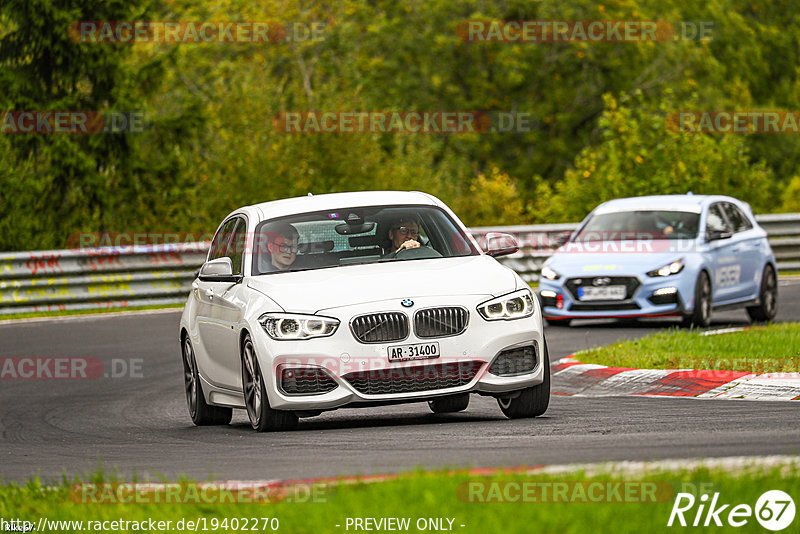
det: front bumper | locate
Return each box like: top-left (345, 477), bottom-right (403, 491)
top-left (251, 295), bottom-right (545, 410)
top-left (539, 273), bottom-right (692, 320)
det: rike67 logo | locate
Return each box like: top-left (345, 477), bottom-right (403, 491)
top-left (668, 490), bottom-right (795, 531)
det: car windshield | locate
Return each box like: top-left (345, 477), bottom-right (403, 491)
top-left (574, 210), bottom-right (700, 241)
top-left (251, 204), bottom-right (479, 275)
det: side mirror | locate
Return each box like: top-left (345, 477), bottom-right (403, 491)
top-left (707, 230), bottom-right (733, 242)
top-left (485, 232), bottom-right (519, 257)
top-left (199, 257), bottom-right (240, 282)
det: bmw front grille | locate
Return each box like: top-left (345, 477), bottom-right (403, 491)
top-left (350, 312), bottom-right (409, 343)
top-left (414, 306), bottom-right (469, 338)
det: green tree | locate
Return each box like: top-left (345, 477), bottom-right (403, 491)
top-left (0, 0), bottom-right (200, 250)
top-left (536, 92), bottom-right (775, 222)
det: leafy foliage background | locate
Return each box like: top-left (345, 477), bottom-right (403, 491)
top-left (1, 0), bottom-right (798, 250)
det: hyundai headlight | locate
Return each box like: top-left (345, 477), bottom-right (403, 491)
top-left (540, 265), bottom-right (561, 281)
top-left (259, 313), bottom-right (339, 340)
top-left (647, 258), bottom-right (685, 277)
top-left (477, 289), bottom-right (535, 321)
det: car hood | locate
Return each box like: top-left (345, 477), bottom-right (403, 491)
top-left (246, 255), bottom-right (517, 313)
top-left (546, 248), bottom-right (690, 276)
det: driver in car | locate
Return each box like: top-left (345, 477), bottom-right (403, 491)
top-left (662, 212), bottom-right (698, 237)
top-left (386, 217), bottom-right (421, 256)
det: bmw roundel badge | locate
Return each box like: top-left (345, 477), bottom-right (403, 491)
top-left (401, 299), bottom-right (414, 308)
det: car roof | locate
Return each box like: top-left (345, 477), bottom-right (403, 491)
top-left (592, 194), bottom-right (741, 215)
top-left (231, 191), bottom-right (441, 222)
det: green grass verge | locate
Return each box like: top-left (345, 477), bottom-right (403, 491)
top-left (576, 322), bottom-right (800, 373)
top-left (0, 303), bottom-right (184, 321)
top-left (1, 465), bottom-right (797, 533)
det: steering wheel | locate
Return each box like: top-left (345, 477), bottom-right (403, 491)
top-left (391, 245), bottom-right (443, 260)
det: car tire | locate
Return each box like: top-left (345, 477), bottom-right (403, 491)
top-left (497, 341), bottom-right (550, 419)
top-left (683, 271), bottom-right (712, 328)
top-left (747, 264), bottom-right (778, 323)
top-left (545, 318), bottom-right (572, 327)
top-left (428, 393), bottom-right (470, 414)
top-left (241, 334), bottom-right (298, 432)
top-left (182, 336), bottom-right (232, 426)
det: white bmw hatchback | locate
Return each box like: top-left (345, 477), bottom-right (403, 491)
top-left (180, 191), bottom-right (549, 431)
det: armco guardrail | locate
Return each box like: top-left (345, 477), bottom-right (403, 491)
top-left (755, 214), bottom-right (800, 271)
top-left (1, 214), bottom-right (798, 315)
top-left (0, 243), bottom-right (209, 315)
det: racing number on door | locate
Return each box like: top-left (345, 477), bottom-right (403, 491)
top-left (715, 264), bottom-right (741, 288)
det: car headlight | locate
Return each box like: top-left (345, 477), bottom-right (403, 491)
top-left (647, 258), bottom-right (685, 277)
top-left (259, 313), bottom-right (339, 340)
top-left (477, 289), bottom-right (535, 321)
top-left (540, 265), bottom-right (561, 280)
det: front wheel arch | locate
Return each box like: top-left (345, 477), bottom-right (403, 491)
top-left (181, 331), bottom-right (232, 425)
top-left (240, 331), bottom-right (298, 432)
top-left (746, 263), bottom-right (778, 322)
top-left (239, 327), bottom-right (252, 355)
top-left (496, 339), bottom-right (550, 419)
top-left (682, 269), bottom-right (712, 328)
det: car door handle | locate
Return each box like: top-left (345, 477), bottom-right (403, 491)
top-left (205, 289), bottom-right (214, 299)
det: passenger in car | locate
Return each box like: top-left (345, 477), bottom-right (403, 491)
top-left (262, 224), bottom-right (300, 271)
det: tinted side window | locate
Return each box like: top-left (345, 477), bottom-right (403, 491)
top-left (209, 218), bottom-right (237, 261)
top-left (705, 204), bottom-right (732, 238)
top-left (723, 203), bottom-right (753, 233)
top-left (228, 218), bottom-right (246, 275)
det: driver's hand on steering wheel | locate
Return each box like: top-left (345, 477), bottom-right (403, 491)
top-left (395, 239), bottom-right (420, 253)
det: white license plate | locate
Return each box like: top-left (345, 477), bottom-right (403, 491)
top-left (577, 285), bottom-right (626, 301)
top-left (387, 342), bottom-right (440, 362)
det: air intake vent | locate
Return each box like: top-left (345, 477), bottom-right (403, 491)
top-left (350, 312), bottom-right (409, 343)
top-left (279, 368), bottom-right (338, 396)
top-left (489, 343), bottom-right (538, 376)
top-left (414, 307), bottom-right (469, 338)
top-left (342, 361), bottom-right (483, 395)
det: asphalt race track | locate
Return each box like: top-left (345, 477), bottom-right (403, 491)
top-left (1, 279), bottom-right (799, 483)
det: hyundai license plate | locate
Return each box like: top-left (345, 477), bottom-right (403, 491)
top-left (577, 285), bottom-right (626, 301)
